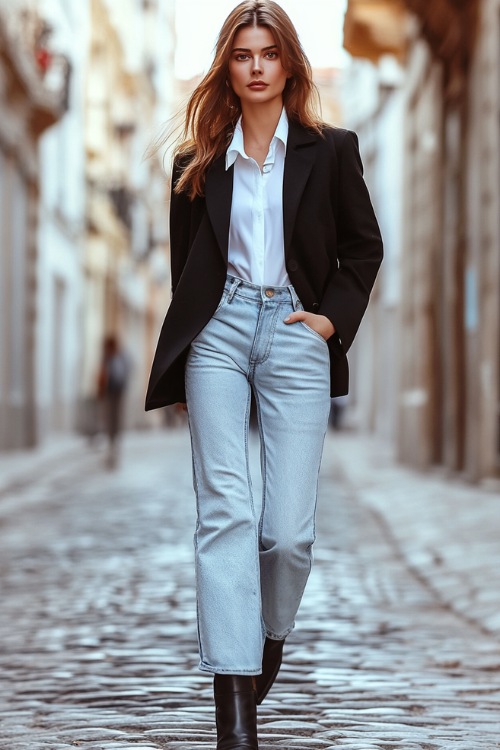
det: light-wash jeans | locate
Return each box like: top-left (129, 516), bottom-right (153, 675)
top-left (185, 275), bottom-right (331, 674)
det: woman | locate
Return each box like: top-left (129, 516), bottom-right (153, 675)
top-left (146, 2), bottom-right (383, 747)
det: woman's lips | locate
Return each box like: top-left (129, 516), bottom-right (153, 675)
top-left (248, 82), bottom-right (268, 90)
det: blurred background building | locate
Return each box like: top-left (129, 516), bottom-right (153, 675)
top-left (1, 0), bottom-right (75, 450)
top-left (81, 0), bottom-right (175, 434)
top-left (1, 0), bottom-right (499, 484)
top-left (0, 0), bottom-right (175, 450)
top-left (342, 0), bottom-right (500, 482)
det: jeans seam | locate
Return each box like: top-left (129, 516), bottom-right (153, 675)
top-left (243, 384), bottom-right (256, 521)
top-left (304, 416), bottom-right (329, 593)
top-left (257, 303), bottom-right (281, 365)
top-left (254, 387), bottom-right (267, 549)
top-left (243, 383), bottom-right (262, 642)
top-left (266, 626), bottom-right (293, 640)
top-left (187, 407), bottom-right (206, 668)
top-left (199, 661), bottom-right (261, 675)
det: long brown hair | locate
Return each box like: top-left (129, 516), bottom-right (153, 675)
top-left (173, 0), bottom-right (323, 199)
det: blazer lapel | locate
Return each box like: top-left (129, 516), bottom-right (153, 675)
top-left (205, 121), bottom-right (317, 263)
top-left (283, 121), bottom-right (317, 256)
top-left (205, 153), bottom-right (234, 263)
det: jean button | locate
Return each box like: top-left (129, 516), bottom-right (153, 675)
top-left (265, 288), bottom-right (275, 298)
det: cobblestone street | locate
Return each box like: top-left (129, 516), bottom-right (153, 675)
top-left (1, 428), bottom-right (500, 750)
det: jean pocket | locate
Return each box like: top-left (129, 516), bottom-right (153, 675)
top-left (293, 297), bottom-right (327, 344)
top-left (299, 321), bottom-right (328, 344)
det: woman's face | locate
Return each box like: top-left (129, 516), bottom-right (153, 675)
top-left (228, 25), bottom-right (289, 109)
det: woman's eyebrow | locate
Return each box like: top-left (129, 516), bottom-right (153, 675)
top-left (231, 45), bottom-right (279, 53)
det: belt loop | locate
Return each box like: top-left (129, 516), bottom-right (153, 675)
top-left (288, 284), bottom-right (299, 310)
top-left (227, 277), bottom-right (241, 304)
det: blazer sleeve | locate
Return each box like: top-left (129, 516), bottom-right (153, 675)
top-left (169, 157), bottom-right (194, 296)
top-left (318, 130), bottom-right (383, 353)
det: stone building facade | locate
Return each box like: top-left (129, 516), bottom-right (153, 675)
top-left (0, 2), bottom-right (69, 449)
top-left (1, 0), bottom-right (176, 451)
top-left (343, 0), bottom-right (499, 481)
top-left (462, 0), bottom-right (500, 480)
top-left (37, 0), bottom-right (89, 439)
top-left (340, 56), bottom-right (405, 442)
top-left (81, 0), bottom-right (175, 433)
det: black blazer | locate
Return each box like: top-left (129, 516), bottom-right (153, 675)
top-left (145, 120), bottom-right (383, 410)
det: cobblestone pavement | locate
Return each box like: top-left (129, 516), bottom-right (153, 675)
top-left (329, 433), bottom-right (500, 638)
top-left (1, 429), bottom-right (500, 750)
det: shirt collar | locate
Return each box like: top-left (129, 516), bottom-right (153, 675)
top-left (225, 107), bottom-right (289, 171)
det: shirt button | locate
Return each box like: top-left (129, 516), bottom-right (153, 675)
top-left (265, 289), bottom-right (275, 298)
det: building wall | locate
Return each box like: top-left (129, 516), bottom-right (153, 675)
top-left (0, 148), bottom-right (33, 448)
top-left (37, 0), bottom-right (89, 437)
top-left (399, 2), bottom-right (500, 480)
top-left (1, 0), bottom-right (176, 451)
top-left (81, 0), bottom-right (175, 433)
top-left (342, 0), bottom-right (500, 481)
top-left (464, 0), bottom-right (500, 478)
top-left (398, 37), bottom-right (444, 469)
top-left (341, 58), bottom-right (405, 442)
top-left (0, 4), bottom-right (65, 449)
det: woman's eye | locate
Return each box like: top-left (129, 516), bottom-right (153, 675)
top-left (266, 51), bottom-right (278, 59)
top-left (235, 54), bottom-right (249, 61)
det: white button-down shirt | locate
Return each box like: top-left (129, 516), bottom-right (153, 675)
top-left (225, 108), bottom-right (290, 287)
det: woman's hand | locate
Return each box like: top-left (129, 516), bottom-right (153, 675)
top-left (284, 312), bottom-right (335, 341)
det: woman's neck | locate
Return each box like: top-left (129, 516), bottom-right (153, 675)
top-left (240, 99), bottom-right (284, 156)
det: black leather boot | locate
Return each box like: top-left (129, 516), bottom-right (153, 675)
top-left (214, 674), bottom-right (258, 749)
top-left (255, 637), bottom-right (285, 705)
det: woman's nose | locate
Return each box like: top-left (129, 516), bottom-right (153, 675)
top-left (252, 56), bottom-right (263, 74)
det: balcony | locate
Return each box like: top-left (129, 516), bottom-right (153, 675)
top-left (344, 0), bottom-right (407, 64)
top-left (0, 6), bottom-right (71, 135)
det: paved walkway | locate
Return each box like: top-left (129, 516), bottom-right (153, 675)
top-left (1, 428), bottom-right (499, 749)
top-left (330, 432), bottom-right (500, 636)
top-left (0, 435), bottom-right (86, 499)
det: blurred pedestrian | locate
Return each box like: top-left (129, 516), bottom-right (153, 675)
top-left (97, 334), bottom-right (130, 469)
top-left (146, 2), bottom-right (382, 747)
